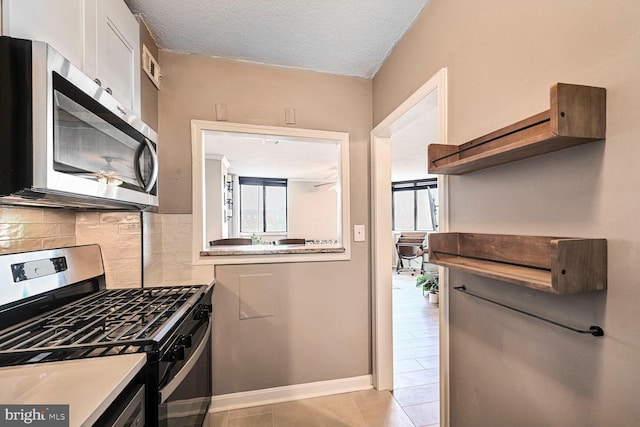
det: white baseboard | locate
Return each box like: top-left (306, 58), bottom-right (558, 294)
top-left (210, 375), bottom-right (373, 413)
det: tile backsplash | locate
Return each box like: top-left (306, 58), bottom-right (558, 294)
top-left (142, 212), bottom-right (163, 286)
top-left (0, 206), bottom-right (212, 290)
top-left (76, 211), bottom-right (142, 289)
top-left (0, 206), bottom-right (76, 254)
top-left (143, 213), bottom-right (213, 287)
top-left (0, 206), bottom-right (141, 289)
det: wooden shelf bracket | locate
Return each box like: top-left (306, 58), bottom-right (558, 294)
top-left (428, 232), bottom-right (607, 294)
top-left (428, 83), bottom-right (606, 175)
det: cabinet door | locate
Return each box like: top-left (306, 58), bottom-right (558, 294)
top-left (1, 0), bottom-right (84, 67)
top-left (85, 0), bottom-right (141, 115)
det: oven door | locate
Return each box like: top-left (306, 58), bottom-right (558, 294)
top-left (158, 320), bottom-right (212, 426)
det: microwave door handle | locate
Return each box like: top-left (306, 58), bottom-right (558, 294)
top-left (134, 138), bottom-right (159, 193)
top-left (146, 138), bottom-right (159, 193)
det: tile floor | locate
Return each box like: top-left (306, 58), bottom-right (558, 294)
top-left (210, 267), bottom-right (440, 427)
top-left (391, 266), bottom-right (440, 427)
top-left (210, 389), bottom-right (415, 427)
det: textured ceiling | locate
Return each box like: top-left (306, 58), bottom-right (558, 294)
top-left (125, 0), bottom-right (430, 78)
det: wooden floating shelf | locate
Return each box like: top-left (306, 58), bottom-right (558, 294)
top-left (428, 233), bottom-right (607, 294)
top-left (428, 83), bottom-right (606, 175)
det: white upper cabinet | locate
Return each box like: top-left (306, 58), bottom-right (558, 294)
top-left (1, 0), bottom-right (141, 116)
top-left (1, 0), bottom-right (84, 67)
top-left (84, 0), bottom-right (141, 115)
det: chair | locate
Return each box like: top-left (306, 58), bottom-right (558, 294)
top-left (209, 238), bottom-right (252, 246)
top-left (273, 238), bottom-right (306, 245)
top-left (396, 232), bottom-right (427, 246)
top-left (395, 232), bottom-right (427, 275)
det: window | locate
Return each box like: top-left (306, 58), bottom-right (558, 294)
top-left (239, 177), bottom-right (287, 233)
top-left (193, 120), bottom-right (351, 264)
top-left (392, 179), bottom-right (438, 231)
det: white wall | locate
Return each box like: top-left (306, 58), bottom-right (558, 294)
top-left (204, 158), bottom-right (227, 243)
top-left (288, 180), bottom-right (338, 241)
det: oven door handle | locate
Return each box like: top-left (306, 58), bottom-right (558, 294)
top-left (159, 320), bottom-right (211, 404)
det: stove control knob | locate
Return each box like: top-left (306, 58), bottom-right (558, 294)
top-left (171, 344), bottom-right (185, 361)
top-left (178, 334), bottom-right (192, 348)
top-left (194, 304), bottom-right (212, 320)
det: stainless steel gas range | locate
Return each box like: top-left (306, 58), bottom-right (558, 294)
top-left (0, 244), bottom-right (213, 426)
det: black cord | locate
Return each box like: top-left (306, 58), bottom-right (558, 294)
top-left (453, 285), bottom-right (604, 337)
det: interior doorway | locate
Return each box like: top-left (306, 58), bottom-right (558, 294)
top-left (371, 68), bottom-right (449, 425)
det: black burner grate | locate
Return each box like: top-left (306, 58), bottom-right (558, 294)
top-left (0, 286), bottom-right (205, 352)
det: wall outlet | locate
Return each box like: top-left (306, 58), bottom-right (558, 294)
top-left (354, 225), bottom-right (365, 242)
top-left (285, 107), bottom-right (296, 124)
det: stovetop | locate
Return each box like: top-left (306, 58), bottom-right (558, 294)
top-left (0, 245), bottom-right (214, 368)
top-left (0, 285), bottom-right (207, 365)
top-left (1, 285), bottom-right (204, 347)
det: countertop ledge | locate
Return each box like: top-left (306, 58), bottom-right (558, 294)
top-left (0, 353), bottom-right (146, 427)
top-left (201, 243), bottom-right (346, 256)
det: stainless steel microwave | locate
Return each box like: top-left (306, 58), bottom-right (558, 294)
top-left (0, 36), bottom-right (158, 210)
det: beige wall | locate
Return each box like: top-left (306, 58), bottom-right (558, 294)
top-left (138, 19), bottom-right (159, 132)
top-left (157, 51), bottom-right (372, 394)
top-left (374, 0), bottom-right (640, 425)
top-left (157, 51), bottom-right (371, 215)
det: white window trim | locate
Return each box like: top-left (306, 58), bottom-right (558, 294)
top-left (191, 120), bottom-right (351, 265)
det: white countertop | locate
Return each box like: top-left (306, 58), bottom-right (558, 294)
top-left (0, 353), bottom-right (146, 427)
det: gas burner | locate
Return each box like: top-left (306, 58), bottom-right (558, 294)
top-left (0, 285), bottom-right (204, 349)
top-left (105, 322), bottom-right (144, 341)
top-left (147, 303), bottom-right (172, 313)
top-left (40, 333), bottom-right (68, 347)
top-left (45, 318), bottom-right (95, 331)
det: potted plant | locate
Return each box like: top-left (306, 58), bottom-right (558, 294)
top-left (250, 233), bottom-right (266, 244)
top-left (416, 271), bottom-right (439, 304)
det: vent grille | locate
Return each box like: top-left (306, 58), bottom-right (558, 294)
top-left (142, 44), bottom-right (161, 88)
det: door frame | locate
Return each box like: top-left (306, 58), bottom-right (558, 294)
top-left (370, 68), bottom-right (449, 425)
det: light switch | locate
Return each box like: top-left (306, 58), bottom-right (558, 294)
top-left (215, 104), bottom-right (228, 121)
top-left (354, 225), bottom-right (365, 242)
